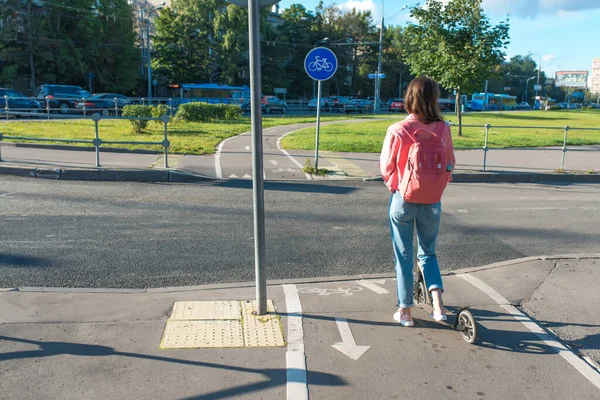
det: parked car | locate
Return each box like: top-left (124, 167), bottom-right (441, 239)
top-left (261, 96), bottom-right (287, 114)
top-left (307, 97), bottom-right (332, 112)
top-left (344, 99), bottom-right (373, 114)
top-left (35, 84), bottom-right (91, 114)
top-left (516, 102), bottom-right (530, 110)
top-left (0, 88), bottom-right (42, 117)
top-left (329, 96), bottom-right (351, 112)
top-left (75, 94), bottom-right (131, 116)
top-left (389, 98), bottom-right (405, 113)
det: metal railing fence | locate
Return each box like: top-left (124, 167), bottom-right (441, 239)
top-left (0, 113), bottom-right (171, 168)
top-left (449, 123), bottom-right (600, 171)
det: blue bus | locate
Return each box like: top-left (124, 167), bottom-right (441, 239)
top-left (471, 93), bottom-right (517, 111)
top-left (169, 83), bottom-right (250, 106)
top-left (471, 93), bottom-right (495, 111)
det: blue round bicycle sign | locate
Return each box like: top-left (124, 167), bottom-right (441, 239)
top-left (305, 47), bottom-right (338, 81)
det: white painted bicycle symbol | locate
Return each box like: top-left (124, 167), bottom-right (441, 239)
top-left (308, 56), bottom-right (334, 73)
top-left (297, 286), bottom-right (363, 296)
top-left (273, 168), bottom-right (300, 173)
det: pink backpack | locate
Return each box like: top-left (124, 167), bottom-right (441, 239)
top-left (399, 121), bottom-right (451, 204)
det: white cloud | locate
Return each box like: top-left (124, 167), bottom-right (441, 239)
top-left (483, 0), bottom-right (600, 18)
top-left (542, 54), bottom-right (555, 62)
top-left (338, 0), bottom-right (382, 24)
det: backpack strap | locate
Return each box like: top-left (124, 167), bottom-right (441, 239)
top-left (404, 120), bottom-right (442, 142)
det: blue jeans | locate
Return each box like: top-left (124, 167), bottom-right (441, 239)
top-left (389, 193), bottom-right (444, 308)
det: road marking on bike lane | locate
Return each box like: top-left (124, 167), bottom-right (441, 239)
top-left (276, 129), bottom-right (312, 180)
top-left (215, 131), bottom-right (250, 179)
top-left (356, 279), bottom-right (389, 294)
top-left (460, 274), bottom-right (600, 390)
top-left (283, 284), bottom-right (309, 400)
top-left (332, 318), bottom-right (371, 360)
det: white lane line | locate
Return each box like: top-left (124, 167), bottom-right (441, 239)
top-left (215, 131), bottom-right (250, 180)
top-left (460, 274), bottom-right (600, 390)
top-left (276, 129), bottom-right (312, 180)
top-left (283, 284), bottom-right (308, 400)
top-left (356, 279), bottom-right (389, 294)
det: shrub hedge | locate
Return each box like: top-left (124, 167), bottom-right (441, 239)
top-left (175, 102), bottom-right (241, 122)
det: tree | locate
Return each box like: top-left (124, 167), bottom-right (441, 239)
top-left (381, 26), bottom-right (413, 100)
top-left (152, 0), bottom-right (214, 85)
top-left (486, 55), bottom-right (545, 103)
top-left (403, 0), bottom-right (509, 135)
top-left (0, 0), bottom-right (139, 93)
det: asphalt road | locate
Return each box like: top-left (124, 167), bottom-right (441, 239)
top-left (1, 176), bottom-right (599, 288)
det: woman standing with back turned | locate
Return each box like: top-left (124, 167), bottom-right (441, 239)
top-left (380, 76), bottom-right (456, 327)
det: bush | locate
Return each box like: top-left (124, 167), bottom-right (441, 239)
top-left (175, 102), bottom-right (242, 123)
top-left (151, 104), bottom-right (170, 125)
top-left (122, 105), bottom-right (153, 134)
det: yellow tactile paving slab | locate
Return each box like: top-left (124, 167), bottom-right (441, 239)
top-left (160, 320), bottom-right (244, 349)
top-left (160, 300), bottom-right (285, 349)
top-left (169, 300), bottom-right (241, 321)
top-left (320, 151), bottom-right (368, 178)
top-left (241, 300), bottom-right (285, 347)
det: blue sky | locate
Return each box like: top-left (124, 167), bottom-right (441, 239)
top-left (278, 0), bottom-right (600, 79)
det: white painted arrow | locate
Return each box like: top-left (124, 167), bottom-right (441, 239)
top-left (270, 160), bottom-right (278, 166)
top-left (331, 318), bottom-right (370, 360)
top-left (356, 279), bottom-right (388, 294)
top-left (245, 145), bottom-right (250, 151)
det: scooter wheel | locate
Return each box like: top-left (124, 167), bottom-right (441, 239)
top-left (414, 280), bottom-right (427, 305)
top-left (457, 309), bottom-right (478, 344)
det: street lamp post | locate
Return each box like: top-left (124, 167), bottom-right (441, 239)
top-left (374, 0), bottom-right (384, 114)
top-left (527, 51), bottom-right (543, 99)
top-left (140, 3), bottom-right (165, 99)
top-left (374, 4), bottom-right (407, 113)
top-left (525, 76), bottom-right (536, 105)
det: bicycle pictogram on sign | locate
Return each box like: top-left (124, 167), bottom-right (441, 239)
top-left (304, 47), bottom-right (338, 81)
top-left (308, 56), bottom-right (334, 73)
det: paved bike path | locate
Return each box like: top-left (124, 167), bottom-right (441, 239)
top-left (1, 257), bottom-right (599, 399)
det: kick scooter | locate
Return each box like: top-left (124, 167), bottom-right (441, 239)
top-left (413, 262), bottom-right (478, 344)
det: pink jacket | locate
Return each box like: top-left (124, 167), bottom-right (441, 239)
top-left (380, 114), bottom-right (456, 192)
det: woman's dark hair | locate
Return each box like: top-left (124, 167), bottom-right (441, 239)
top-left (404, 76), bottom-right (443, 124)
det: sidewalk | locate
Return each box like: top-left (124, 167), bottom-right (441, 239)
top-left (1, 255), bottom-right (599, 399)
top-left (1, 142), bottom-right (600, 183)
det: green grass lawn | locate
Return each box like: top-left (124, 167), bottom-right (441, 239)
top-left (0, 115), bottom-right (389, 155)
top-left (281, 110), bottom-right (600, 153)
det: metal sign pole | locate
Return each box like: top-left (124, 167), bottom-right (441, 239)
top-left (315, 80), bottom-right (322, 169)
top-left (248, 0), bottom-right (267, 316)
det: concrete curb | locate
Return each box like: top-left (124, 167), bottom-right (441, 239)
top-left (0, 165), bottom-right (211, 183)
top-left (3, 254), bottom-right (598, 294)
top-left (2, 163), bottom-right (599, 184)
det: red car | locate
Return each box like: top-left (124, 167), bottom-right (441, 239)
top-left (390, 99), bottom-right (405, 112)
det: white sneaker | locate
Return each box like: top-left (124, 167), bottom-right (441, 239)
top-left (393, 309), bottom-right (414, 327)
top-left (430, 313), bottom-right (447, 322)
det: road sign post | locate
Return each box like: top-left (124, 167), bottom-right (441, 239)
top-left (305, 47), bottom-right (338, 169)
top-left (228, 0), bottom-right (281, 316)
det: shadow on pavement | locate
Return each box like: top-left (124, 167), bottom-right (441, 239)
top-left (281, 308), bottom-right (564, 356)
top-left (0, 253), bottom-right (47, 268)
top-left (0, 335), bottom-right (346, 400)
top-left (214, 180), bottom-right (360, 195)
